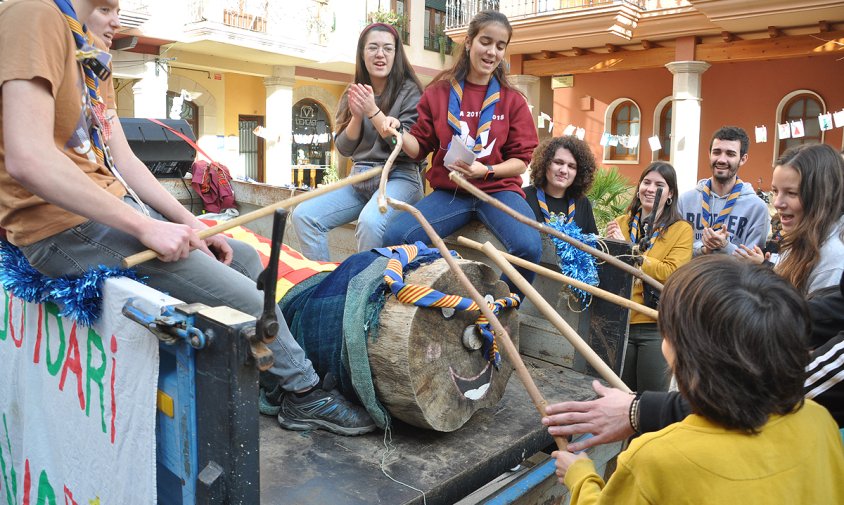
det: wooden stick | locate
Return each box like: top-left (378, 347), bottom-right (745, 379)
top-left (456, 236), bottom-right (658, 320)
top-left (479, 241), bottom-right (631, 393)
top-left (385, 197), bottom-right (568, 451)
top-left (122, 166), bottom-right (384, 268)
top-left (377, 128), bottom-right (403, 214)
top-left (447, 172), bottom-right (664, 292)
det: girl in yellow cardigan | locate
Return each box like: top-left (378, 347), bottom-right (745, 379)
top-left (606, 162), bottom-right (692, 392)
top-left (553, 256), bottom-right (844, 504)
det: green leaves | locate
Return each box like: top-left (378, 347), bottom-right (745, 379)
top-left (588, 166), bottom-right (634, 233)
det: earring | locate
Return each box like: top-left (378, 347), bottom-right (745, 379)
top-left (666, 197), bottom-right (673, 206)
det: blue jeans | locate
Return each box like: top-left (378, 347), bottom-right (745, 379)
top-left (382, 189), bottom-right (541, 296)
top-left (19, 196), bottom-right (318, 391)
top-left (291, 166), bottom-right (423, 261)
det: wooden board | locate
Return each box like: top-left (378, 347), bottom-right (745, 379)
top-left (259, 359), bottom-right (606, 505)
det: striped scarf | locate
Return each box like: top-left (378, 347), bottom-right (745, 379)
top-left (55, 0), bottom-right (149, 216)
top-left (447, 77), bottom-right (500, 154)
top-left (629, 212), bottom-right (662, 253)
top-left (375, 242), bottom-right (520, 367)
top-left (54, 0), bottom-right (111, 165)
top-left (536, 188), bottom-right (575, 224)
top-left (702, 178), bottom-right (743, 230)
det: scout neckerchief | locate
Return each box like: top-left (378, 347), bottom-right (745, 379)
top-left (448, 77), bottom-right (500, 153)
top-left (374, 242), bottom-right (520, 368)
top-left (701, 178), bottom-right (743, 230)
top-left (536, 188), bottom-right (575, 224)
top-left (629, 211), bottom-right (662, 253)
top-left (55, 0), bottom-right (109, 165)
top-left (55, 0), bottom-right (149, 216)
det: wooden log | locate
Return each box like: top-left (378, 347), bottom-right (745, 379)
top-left (368, 258), bottom-right (519, 432)
top-left (386, 198), bottom-right (567, 450)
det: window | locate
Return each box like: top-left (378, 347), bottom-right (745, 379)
top-left (165, 91), bottom-right (199, 136)
top-left (653, 97), bottom-right (672, 162)
top-left (392, 0), bottom-right (410, 44)
top-left (776, 91), bottom-right (824, 158)
top-left (424, 2), bottom-right (452, 53)
top-left (604, 98), bottom-right (640, 162)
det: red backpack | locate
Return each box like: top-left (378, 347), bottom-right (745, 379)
top-left (147, 118), bottom-right (237, 214)
top-left (190, 160), bottom-right (236, 213)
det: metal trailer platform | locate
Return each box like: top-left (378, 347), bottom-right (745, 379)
top-left (258, 359), bottom-right (603, 505)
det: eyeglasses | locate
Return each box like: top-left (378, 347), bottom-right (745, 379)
top-left (365, 44), bottom-right (395, 56)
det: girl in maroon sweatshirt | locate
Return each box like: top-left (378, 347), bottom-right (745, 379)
top-left (379, 10), bottom-right (541, 295)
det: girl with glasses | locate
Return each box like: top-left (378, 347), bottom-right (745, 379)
top-left (291, 23), bottom-right (423, 261)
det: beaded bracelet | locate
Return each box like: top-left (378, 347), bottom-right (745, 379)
top-left (628, 392), bottom-right (643, 434)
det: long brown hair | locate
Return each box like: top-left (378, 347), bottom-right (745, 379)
top-left (625, 161), bottom-right (682, 233)
top-left (336, 23), bottom-right (422, 133)
top-left (774, 143), bottom-right (844, 293)
top-left (428, 10), bottom-right (515, 91)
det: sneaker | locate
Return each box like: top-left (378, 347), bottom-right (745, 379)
top-left (277, 374), bottom-right (377, 436)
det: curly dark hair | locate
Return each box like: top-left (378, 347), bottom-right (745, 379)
top-left (659, 256), bottom-right (809, 433)
top-left (709, 126), bottom-right (750, 157)
top-left (528, 136), bottom-right (597, 200)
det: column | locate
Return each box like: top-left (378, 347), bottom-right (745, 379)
top-left (509, 74), bottom-right (540, 185)
top-left (131, 58), bottom-right (169, 118)
top-left (264, 66), bottom-right (296, 187)
top-left (509, 74), bottom-right (540, 123)
top-left (665, 60), bottom-right (710, 194)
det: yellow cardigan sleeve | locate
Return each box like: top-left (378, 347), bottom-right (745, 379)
top-left (564, 457), bottom-right (655, 505)
top-left (564, 458), bottom-right (605, 505)
top-left (641, 220), bottom-right (693, 282)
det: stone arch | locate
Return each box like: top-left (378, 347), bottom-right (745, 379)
top-left (294, 85), bottom-right (348, 176)
top-left (168, 74), bottom-right (219, 136)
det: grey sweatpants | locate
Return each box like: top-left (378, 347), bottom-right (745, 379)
top-left (19, 196), bottom-right (318, 391)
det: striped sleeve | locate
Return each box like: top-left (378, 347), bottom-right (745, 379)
top-left (805, 332), bottom-right (844, 426)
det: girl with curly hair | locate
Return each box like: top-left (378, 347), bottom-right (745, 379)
top-left (523, 135), bottom-right (598, 234)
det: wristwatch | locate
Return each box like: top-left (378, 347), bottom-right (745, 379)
top-left (484, 165), bottom-right (495, 181)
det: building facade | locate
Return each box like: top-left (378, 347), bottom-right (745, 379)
top-left (110, 0), bottom-right (455, 186)
top-left (446, 0), bottom-right (844, 193)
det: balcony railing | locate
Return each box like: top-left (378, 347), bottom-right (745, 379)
top-left (446, 0), bottom-right (500, 29)
top-left (185, 0), bottom-right (334, 44)
top-left (446, 0), bottom-right (646, 29)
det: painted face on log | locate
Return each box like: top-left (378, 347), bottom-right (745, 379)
top-left (369, 259), bottom-right (519, 432)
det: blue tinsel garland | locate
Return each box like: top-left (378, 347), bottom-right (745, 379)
top-left (546, 217), bottom-right (600, 304)
top-left (0, 241), bottom-right (142, 327)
